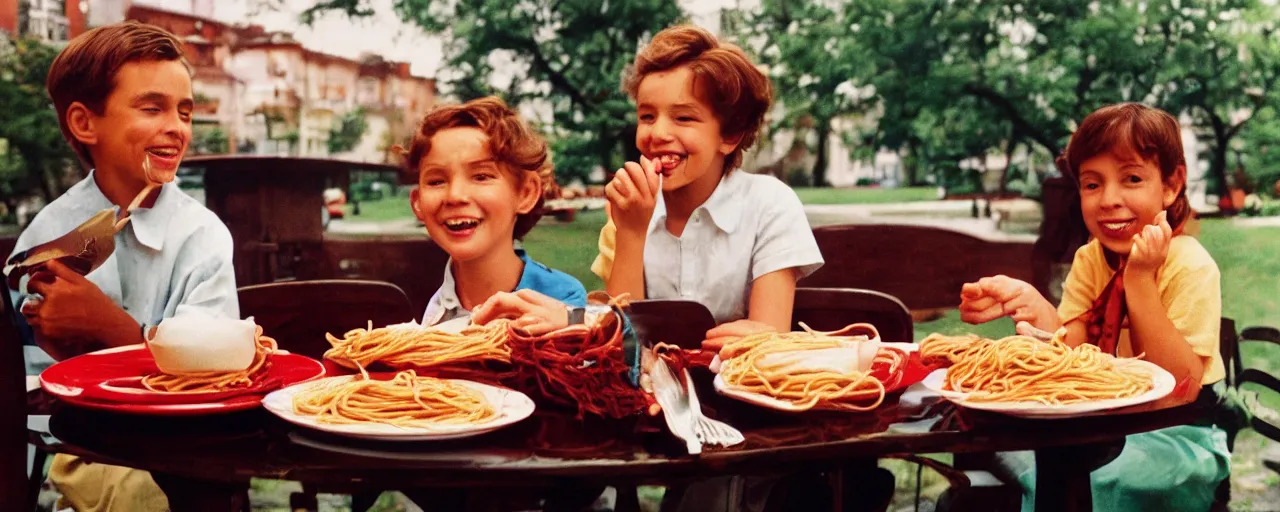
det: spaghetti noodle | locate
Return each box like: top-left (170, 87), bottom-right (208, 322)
top-left (506, 310), bottom-right (653, 419)
top-left (291, 369), bottom-right (497, 427)
top-left (718, 324), bottom-right (904, 412)
top-left (928, 334), bottom-right (1153, 405)
top-left (141, 326), bottom-right (277, 393)
top-left (323, 320), bottom-right (511, 371)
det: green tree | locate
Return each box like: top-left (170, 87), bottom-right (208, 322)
top-left (1240, 92), bottom-right (1280, 195)
top-left (743, 0), bottom-right (878, 187)
top-left (328, 108), bottom-right (369, 154)
top-left (298, 0), bottom-right (685, 185)
top-left (850, 0), bottom-right (1280, 195)
top-left (191, 127), bottom-right (230, 155)
top-left (0, 36), bottom-right (78, 217)
top-left (1159, 0), bottom-right (1280, 194)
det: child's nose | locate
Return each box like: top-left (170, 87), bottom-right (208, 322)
top-left (1100, 184), bottom-right (1123, 206)
top-left (445, 181), bottom-right (471, 203)
top-left (651, 118), bottom-right (675, 141)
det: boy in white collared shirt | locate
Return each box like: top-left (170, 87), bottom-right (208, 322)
top-left (6, 21), bottom-right (236, 512)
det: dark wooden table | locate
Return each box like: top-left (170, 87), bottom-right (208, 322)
top-left (26, 370), bottom-right (1211, 512)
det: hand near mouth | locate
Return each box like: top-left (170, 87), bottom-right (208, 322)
top-left (1126, 210), bottom-right (1172, 277)
top-left (605, 155), bottom-right (660, 234)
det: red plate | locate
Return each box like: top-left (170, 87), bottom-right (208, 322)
top-left (39, 344), bottom-right (326, 416)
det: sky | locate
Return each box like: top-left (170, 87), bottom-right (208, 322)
top-left (131, 0), bottom-right (748, 79)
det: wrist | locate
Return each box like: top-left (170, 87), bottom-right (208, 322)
top-left (1123, 268), bottom-right (1158, 289)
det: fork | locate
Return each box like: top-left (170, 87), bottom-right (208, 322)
top-left (650, 358), bottom-right (701, 455)
top-left (682, 368), bottom-right (744, 447)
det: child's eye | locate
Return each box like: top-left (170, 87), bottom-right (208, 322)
top-left (677, 116), bottom-right (697, 122)
top-left (1126, 175), bottom-right (1143, 183)
top-left (425, 179), bottom-right (446, 187)
top-left (1081, 183), bottom-right (1100, 191)
top-left (474, 173), bottom-right (497, 182)
top-left (143, 107), bottom-right (162, 114)
top-left (638, 114), bottom-right (655, 122)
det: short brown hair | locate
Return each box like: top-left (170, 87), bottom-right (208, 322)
top-left (46, 21), bottom-right (188, 169)
top-left (402, 96), bottom-right (554, 239)
top-left (1059, 103), bottom-right (1193, 230)
top-left (624, 24), bottom-right (773, 172)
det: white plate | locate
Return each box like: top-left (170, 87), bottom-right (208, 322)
top-left (920, 360), bottom-right (1177, 418)
top-left (262, 376), bottom-right (535, 441)
top-left (711, 342), bottom-right (919, 412)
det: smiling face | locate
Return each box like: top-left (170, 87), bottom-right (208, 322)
top-left (634, 65), bottom-right (742, 193)
top-left (80, 59), bottom-right (193, 186)
top-left (410, 127), bottom-right (540, 263)
top-left (1077, 148), bottom-right (1182, 254)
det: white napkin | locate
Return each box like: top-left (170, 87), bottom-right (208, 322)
top-left (753, 340), bottom-right (881, 375)
top-left (146, 311), bottom-right (258, 375)
top-left (713, 339), bottom-right (881, 375)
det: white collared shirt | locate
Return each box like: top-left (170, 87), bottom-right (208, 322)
top-left (8, 171), bottom-right (239, 373)
top-left (641, 171), bottom-right (823, 323)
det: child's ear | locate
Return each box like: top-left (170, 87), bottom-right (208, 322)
top-left (515, 172), bottom-right (542, 215)
top-left (65, 102), bottom-right (99, 146)
top-left (718, 131), bottom-right (745, 156)
top-left (1163, 164), bottom-right (1187, 208)
top-left (409, 186), bottom-right (424, 219)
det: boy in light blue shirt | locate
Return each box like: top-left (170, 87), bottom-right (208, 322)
top-left (405, 96), bottom-right (586, 327)
top-left (4, 21), bottom-right (237, 512)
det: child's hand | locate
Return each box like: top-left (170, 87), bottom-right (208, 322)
top-left (605, 156), bottom-right (660, 234)
top-left (958, 275), bottom-right (1054, 326)
top-left (703, 319), bottom-right (778, 355)
top-left (472, 289), bottom-right (570, 335)
top-left (23, 260), bottom-right (119, 342)
top-left (1127, 210), bottom-right (1172, 278)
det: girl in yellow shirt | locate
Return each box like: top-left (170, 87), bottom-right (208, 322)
top-left (959, 103), bottom-right (1230, 511)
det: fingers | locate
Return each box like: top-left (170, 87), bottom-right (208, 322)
top-left (639, 156), bottom-right (661, 196)
top-left (19, 297), bottom-right (41, 322)
top-left (43, 260), bottom-right (82, 282)
top-left (960, 282), bottom-right (983, 299)
top-left (622, 161), bottom-right (652, 199)
top-left (471, 292), bottom-right (530, 325)
top-left (702, 336), bottom-right (729, 352)
top-left (605, 169), bottom-right (634, 207)
top-left (959, 305), bottom-right (1006, 325)
top-left (25, 270), bottom-right (57, 296)
top-left (979, 275), bottom-right (1023, 302)
top-left (513, 288), bottom-right (560, 307)
top-left (1130, 232), bottom-right (1147, 259)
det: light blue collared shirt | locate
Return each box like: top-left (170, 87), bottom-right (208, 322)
top-left (7, 171), bottom-right (239, 374)
top-left (422, 249), bottom-right (587, 325)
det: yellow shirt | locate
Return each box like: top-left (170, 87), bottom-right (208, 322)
top-left (1058, 236), bottom-right (1225, 385)
top-left (591, 217), bottom-right (617, 283)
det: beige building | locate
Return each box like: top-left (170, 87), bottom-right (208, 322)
top-left (121, 4), bottom-right (436, 163)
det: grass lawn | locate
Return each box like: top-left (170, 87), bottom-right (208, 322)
top-left (793, 186), bottom-right (940, 204)
top-left (340, 192), bottom-right (414, 222)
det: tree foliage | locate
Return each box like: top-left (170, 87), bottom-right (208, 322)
top-left (328, 107), bottom-right (369, 154)
top-left (299, 0), bottom-right (684, 185)
top-left (0, 36), bottom-right (78, 219)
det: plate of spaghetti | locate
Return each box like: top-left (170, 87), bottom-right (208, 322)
top-left (918, 334), bottom-right (1175, 417)
top-left (322, 319), bottom-right (511, 372)
top-left (711, 324), bottom-right (923, 412)
top-left (262, 370), bottom-right (535, 440)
